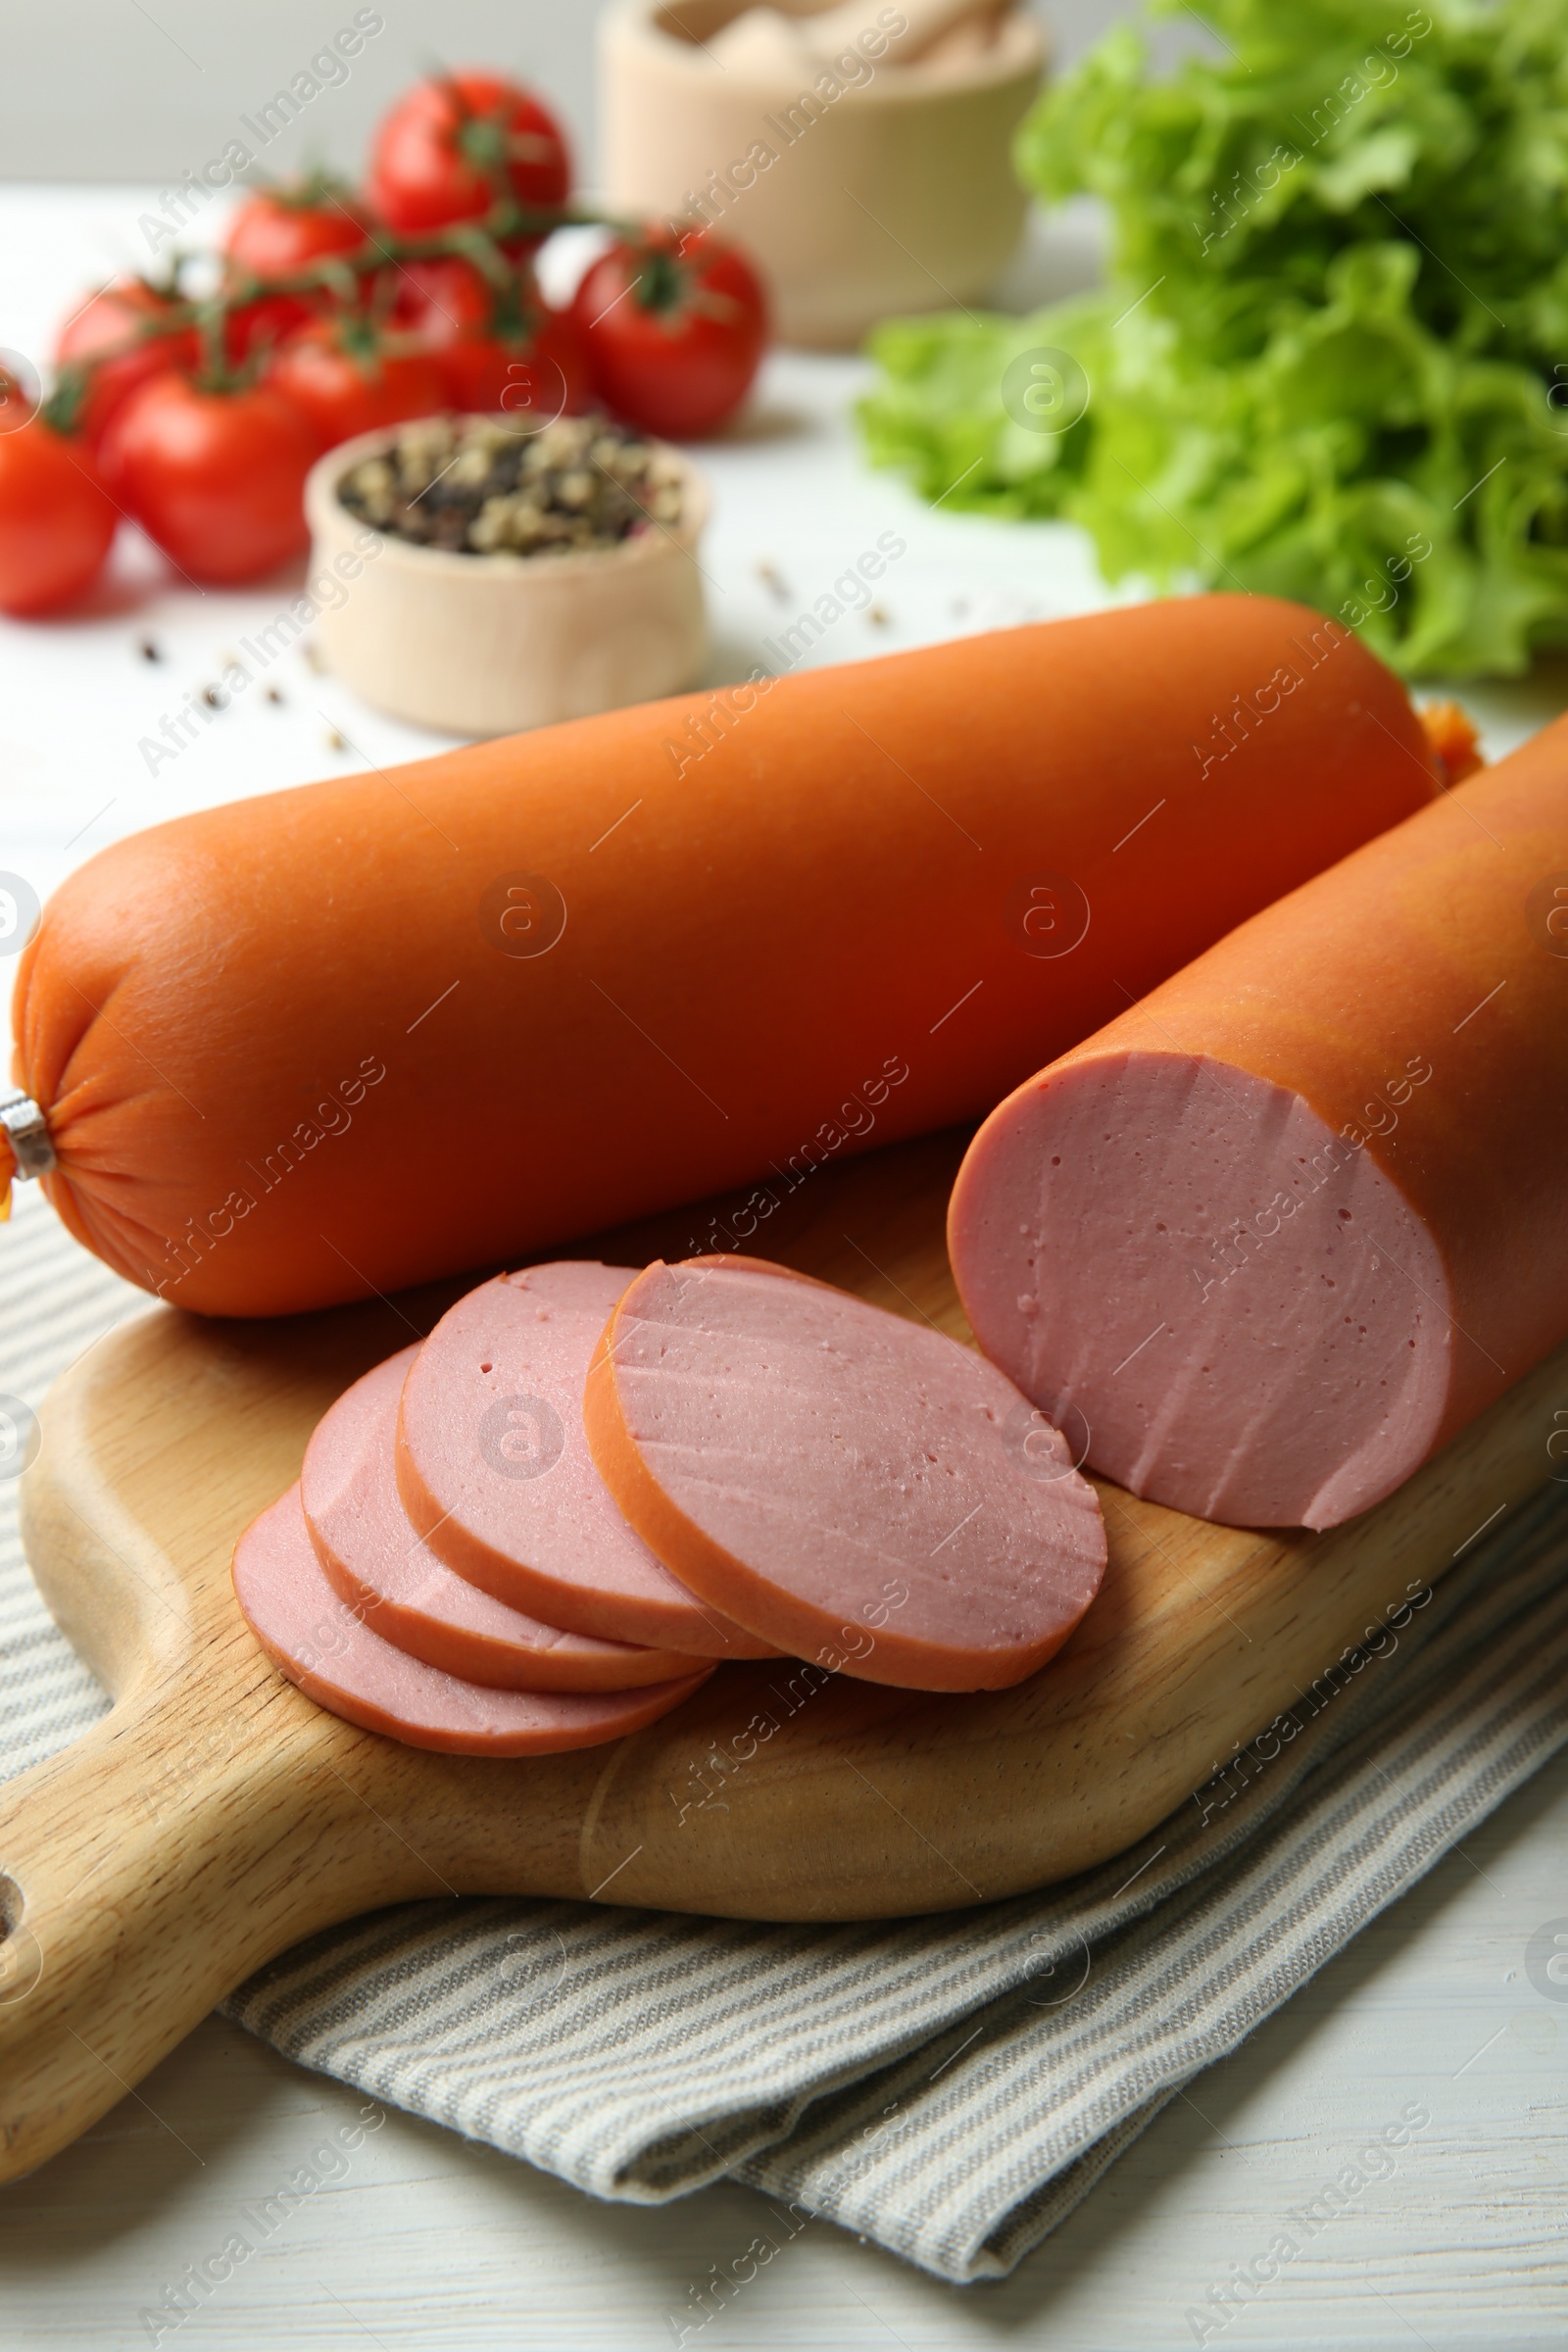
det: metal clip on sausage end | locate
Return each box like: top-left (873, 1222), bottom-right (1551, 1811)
top-left (0, 1094), bottom-right (55, 1181)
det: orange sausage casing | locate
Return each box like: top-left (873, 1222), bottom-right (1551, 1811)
top-left (949, 718), bottom-right (1568, 1527)
top-left (7, 598), bottom-right (1436, 1316)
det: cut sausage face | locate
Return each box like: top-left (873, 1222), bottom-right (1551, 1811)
top-left (396, 1262), bottom-right (780, 1658)
top-left (583, 1255), bottom-right (1108, 1691)
top-left (949, 1051), bottom-right (1453, 1529)
top-left (301, 1347), bottom-right (710, 1692)
top-left (232, 1486), bottom-right (713, 1755)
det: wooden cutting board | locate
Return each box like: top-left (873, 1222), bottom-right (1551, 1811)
top-left (1, 1124), bottom-right (1561, 2185)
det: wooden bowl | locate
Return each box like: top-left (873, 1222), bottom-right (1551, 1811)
top-left (305, 421), bottom-right (710, 739)
top-left (599, 0), bottom-right (1047, 349)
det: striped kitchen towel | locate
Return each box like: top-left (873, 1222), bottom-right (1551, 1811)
top-left (4, 1183), bottom-right (1567, 2285)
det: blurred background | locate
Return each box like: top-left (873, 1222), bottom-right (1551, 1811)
top-left (3, 0), bottom-right (1555, 815)
top-left (0, 1), bottom-right (1196, 183)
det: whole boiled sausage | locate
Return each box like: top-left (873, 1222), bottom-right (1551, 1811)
top-left (6, 598), bottom-right (1437, 1314)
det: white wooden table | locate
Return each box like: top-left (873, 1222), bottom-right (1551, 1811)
top-left (2, 188), bottom-right (1565, 2350)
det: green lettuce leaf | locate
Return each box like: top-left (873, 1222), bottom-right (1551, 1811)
top-left (858, 0), bottom-right (1568, 675)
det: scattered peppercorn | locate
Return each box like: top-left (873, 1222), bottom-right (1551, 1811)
top-left (138, 637), bottom-right (162, 662)
top-left (336, 415), bottom-right (683, 558)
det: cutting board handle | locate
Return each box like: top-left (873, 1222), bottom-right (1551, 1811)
top-left (0, 1655), bottom-right (425, 2179)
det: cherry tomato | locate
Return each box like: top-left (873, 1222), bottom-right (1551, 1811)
top-left (100, 374), bottom-right (320, 584)
top-left (366, 73), bottom-right (570, 234)
top-left (224, 292), bottom-right (316, 366)
top-left (268, 321), bottom-right (446, 447)
top-left (435, 308), bottom-right (592, 419)
top-left (223, 178), bottom-right (375, 360)
top-left (572, 227), bottom-right (767, 440)
top-left (224, 177), bottom-right (370, 278)
top-left (0, 406), bottom-right (117, 616)
top-left (391, 249), bottom-right (588, 417)
top-left (390, 255), bottom-right (496, 348)
top-left (53, 279), bottom-right (198, 448)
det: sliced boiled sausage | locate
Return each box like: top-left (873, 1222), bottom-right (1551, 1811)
top-left (301, 1347), bottom-right (710, 1691)
top-left (582, 1255), bottom-right (1107, 1691)
top-left (949, 720), bottom-right (1568, 1529)
top-left (397, 1261), bottom-right (780, 1657)
top-left (232, 1485), bottom-right (712, 1754)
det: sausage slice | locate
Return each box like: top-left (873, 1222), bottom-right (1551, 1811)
top-left (232, 1486), bottom-right (713, 1754)
top-left (302, 1347), bottom-right (710, 1691)
top-left (582, 1256), bottom-right (1107, 1691)
top-left (397, 1262), bottom-right (780, 1657)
